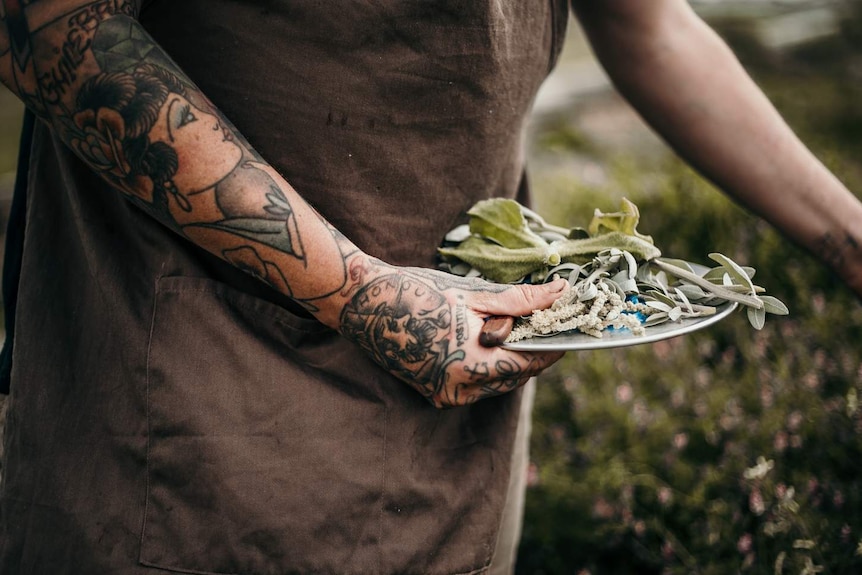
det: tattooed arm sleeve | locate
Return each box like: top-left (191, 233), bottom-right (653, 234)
top-left (0, 1), bottom-right (574, 406)
top-left (0, 0), bottom-right (365, 325)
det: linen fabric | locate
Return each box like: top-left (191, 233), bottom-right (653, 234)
top-left (0, 2), bottom-right (569, 573)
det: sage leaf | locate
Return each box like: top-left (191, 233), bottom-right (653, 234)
top-left (611, 270), bottom-right (638, 293)
top-left (604, 279), bottom-right (627, 298)
top-left (652, 259), bottom-right (763, 309)
top-left (647, 300), bottom-right (673, 313)
top-left (587, 197), bottom-right (654, 243)
top-left (674, 287), bottom-right (694, 313)
top-left (747, 306), bottom-right (767, 330)
top-left (445, 224), bottom-right (472, 243)
top-left (518, 204), bottom-right (573, 238)
top-left (646, 289), bottom-right (677, 308)
top-left (657, 258), bottom-right (696, 275)
top-left (704, 265), bottom-right (756, 282)
top-left (438, 236), bottom-right (546, 283)
top-left (577, 283), bottom-right (599, 302)
top-left (556, 232), bottom-right (662, 264)
top-left (760, 295), bottom-right (790, 315)
top-left (467, 199), bottom-right (547, 249)
top-left (677, 283), bottom-right (709, 301)
top-left (644, 312), bottom-right (670, 327)
top-left (545, 263), bottom-right (582, 283)
top-left (709, 253), bottom-right (755, 293)
top-left (623, 250), bottom-right (639, 278)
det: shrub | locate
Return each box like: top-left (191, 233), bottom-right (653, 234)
top-left (518, 11), bottom-right (862, 574)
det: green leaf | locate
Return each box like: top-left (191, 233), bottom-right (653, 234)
top-left (673, 287), bottom-right (694, 313)
top-left (557, 232), bottom-right (662, 264)
top-left (676, 284), bottom-right (709, 301)
top-left (438, 236), bottom-right (547, 283)
top-left (587, 198), bottom-right (654, 243)
top-left (747, 306), bottom-right (766, 330)
top-left (646, 289), bottom-right (677, 308)
top-left (652, 259), bottom-right (764, 309)
top-left (656, 258), bottom-right (696, 276)
top-left (610, 270), bottom-right (638, 293)
top-left (708, 253), bottom-right (755, 293)
top-left (644, 312), bottom-right (669, 327)
top-left (646, 300), bottom-right (673, 313)
top-left (760, 295), bottom-right (790, 315)
top-left (440, 231), bottom-right (662, 285)
top-left (467, 198), bottom-right (548, 249)
top-left (703, 265), bottom-right (756, 282)
top-left (577, 283), bottom-right (599, 301)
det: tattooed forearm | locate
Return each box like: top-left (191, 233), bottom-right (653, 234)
top-left (2, 4), bottom-right (352, 309)
top-left (37, 1), bottom-right (136, 110)
top-left (1, 1), bottom-right (137, 115)
top-left (340, 255), bottom-right (375, 298)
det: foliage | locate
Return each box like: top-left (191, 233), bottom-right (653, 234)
top-left (519, 163), bottom-right (862, 575)
top-left (518, 10), bottom-right (862, 575)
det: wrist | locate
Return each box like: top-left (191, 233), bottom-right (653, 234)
top-left (311, 251), bottom-right (384, 330)
top-left (812, 228), bottom-right (862, 297)
top-left (843, 257), bottom-right (862, 300)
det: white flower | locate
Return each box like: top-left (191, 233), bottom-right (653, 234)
top-left (743, 456), bottom-right (774, 480)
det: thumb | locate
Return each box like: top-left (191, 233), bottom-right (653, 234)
top-left (477, 278), bottom-right (568, 317)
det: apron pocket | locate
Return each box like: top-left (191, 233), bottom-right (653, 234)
top-left (140, 276), bottom-right (386, 574)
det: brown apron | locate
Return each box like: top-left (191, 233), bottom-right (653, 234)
top-left (0, 2), bottom-right (568, 573)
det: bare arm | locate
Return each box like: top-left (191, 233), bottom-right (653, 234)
top-left (0, 0), bottom-right (567, 407)
top-left (572, 0), bottom-right (862, 297)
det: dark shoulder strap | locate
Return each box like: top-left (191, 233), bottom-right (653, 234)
top-left (0, 109), bottom-right (35, 394)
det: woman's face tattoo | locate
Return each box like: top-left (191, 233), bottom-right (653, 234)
top-left (154, 94), bottom-right (243, 195)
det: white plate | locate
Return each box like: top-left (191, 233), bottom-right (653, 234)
top-left (502, 300), bottom-right (737, 351)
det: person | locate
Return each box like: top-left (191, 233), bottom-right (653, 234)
top-left (0, 1), bottom-right (859, 574)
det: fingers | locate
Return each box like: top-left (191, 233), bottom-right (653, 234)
top-left (462, 348), bottom-right (563, 396)
top-left (475, 278), bottom-right (568, 318)
top-left (474, 279), bottom-right (568, 347)
top-left (488, 350), bottom-right (564, 389)
top-left (431, 347), bottom-right (564, 408)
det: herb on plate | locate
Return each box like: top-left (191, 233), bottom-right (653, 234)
top-left (438, 198), bottom-right (789, 342)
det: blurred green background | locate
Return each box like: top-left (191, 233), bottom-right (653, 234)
top-left (518, 3), bottom-right (862, 574)
top-left (1, 3), bottom-right (861, 574)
